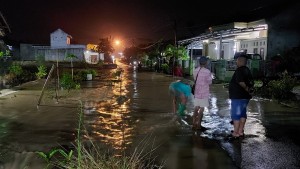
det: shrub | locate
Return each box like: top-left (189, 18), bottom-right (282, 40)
top-left (87, 69), bottom-right (97, 78)
top-left (266, 71), bottom-right (297, 101)
top-left (161, 63), bottom-right (169, 74)
top-left (60, 73), bottom-right (79, 92)
top-left (76, 69), bottom-right (97, 81)
top-left (9, 63), bottom-right (23, 76)
top-left (36, 65), bottom-right (47, 79)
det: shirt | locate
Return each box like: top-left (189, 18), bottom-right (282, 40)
top-left (193, 67), bottom-right (212, 99)
top-left (229, 66), bottom-right (253, 99)
top-left (169, 81), bottom-right (192, 97)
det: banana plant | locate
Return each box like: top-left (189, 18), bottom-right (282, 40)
top-left (164, 44), bottom-right (188, 61)
top-left (163, 44), bottom-right (189, 75)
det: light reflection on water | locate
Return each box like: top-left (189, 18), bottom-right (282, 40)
top-left (82, 66), bottom-right (134, 152)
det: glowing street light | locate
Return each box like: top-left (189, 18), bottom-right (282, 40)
top-left (115, 40), bottom-right (121, 46)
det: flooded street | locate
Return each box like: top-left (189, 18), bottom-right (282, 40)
top-left (0, 61), bottom-right (300, 168)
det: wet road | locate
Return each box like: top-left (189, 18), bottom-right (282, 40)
top-left (0, 61), bottom-right (300, 169)
top-left (114, 62), bottom-right (300, 169)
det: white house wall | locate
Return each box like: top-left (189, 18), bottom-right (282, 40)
top-left (240, 38), bottom-right (267, 59)
top-left (84, 51), bottom-right (101, 64)
top-left (208, 42), bottom-right (218, 60)
top-left (50, 29), bottom-right (70, 47)
top-left (222, 43), bottom-right (231, 60)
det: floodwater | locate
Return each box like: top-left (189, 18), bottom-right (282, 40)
top-left (0, 61), bottom-right (300, 169)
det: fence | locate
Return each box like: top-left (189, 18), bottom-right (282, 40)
top-left (211, 59), bottom-right (269, 82)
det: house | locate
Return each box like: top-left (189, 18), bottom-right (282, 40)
top-left (85, 43), bottom-right (104, 64)
top-left (20, 28), bottom-right (86, 62)
top-left (50, 28), bottom-right (72, 47)
top-left (178, 1), bottom-right (300, 61)
top-left (178, 20), bottom-right (268, 61)
top-left (84, 50), bottom-right (103, 64)
top-left (20, 29), bottom-right (86, 62)
top-left (19, 29), bottom-right (105, 63)
top-left (177, 2), bottom-right (300, 80)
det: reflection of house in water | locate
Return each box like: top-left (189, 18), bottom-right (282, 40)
top-left (20, 28), bottom-right (103, 63)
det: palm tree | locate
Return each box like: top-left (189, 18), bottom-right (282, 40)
top-left (66, 53), bottom-right (77, 79)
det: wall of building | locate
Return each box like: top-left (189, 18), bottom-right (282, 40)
top-left (41, 48), bottom-right (84, 62)
top-left (84, 51), bottom-right (101, 64)
top-left (222, 41), bottom-right (235, 60)
top-left (240, 38), bottom-right (267, 59)
top-left (50, 29), bottom-right (70, 47)
top-left (266, 2), bottom-right (300, 59)
top-left (20, 44), bottom-right (36, 60)
top-left (208, 42), bottom-right (218, 60)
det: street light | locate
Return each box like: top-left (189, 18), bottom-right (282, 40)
top-left (115, 40), bottom-right (121, 46)
top-left (113, 39), bottom-right (125, 59)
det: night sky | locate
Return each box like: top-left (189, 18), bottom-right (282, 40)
top-left (1, 0), bottom-right (289, 46)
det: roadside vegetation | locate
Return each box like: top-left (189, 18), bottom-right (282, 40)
top-left (254, 71), bottom-right (300, 107)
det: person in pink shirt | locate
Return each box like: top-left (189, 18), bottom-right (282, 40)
top-left (192, 56), bottom-right (212, 131)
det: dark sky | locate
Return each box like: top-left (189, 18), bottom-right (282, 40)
top-left (1, 0), bottom-right (288, 46)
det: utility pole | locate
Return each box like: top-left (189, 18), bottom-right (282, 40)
top-left (219, 32), bottom-right (223, 59)
top-left (174, 20), bottom-right (177, 47)
top-left (173, 20), bottom-right (177, 77)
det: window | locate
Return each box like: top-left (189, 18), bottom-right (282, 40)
top-left (253, 42), bottom-right (256, 46)
top-left (253, 48), bottom-right (258, 54)
top-left (260, 42), bottom-right (262, 46)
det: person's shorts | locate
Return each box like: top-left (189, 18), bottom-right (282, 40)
top-left (194, 98), bottom-right (209, 107)
top-left (231, 99), bottom-right (249, 120)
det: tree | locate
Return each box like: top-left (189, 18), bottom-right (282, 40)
top-left (96, 38), bottom-right (114, 63)
top-left (123, 46), bottom-right (140, 64)
top-left (163, 44), bottom-right (189, 75)
top-left (66, 53), bottom-right (77, 79)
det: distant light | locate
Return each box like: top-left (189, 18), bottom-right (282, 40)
top-left (115, 40), bottom-right (120, 45)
